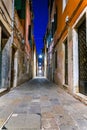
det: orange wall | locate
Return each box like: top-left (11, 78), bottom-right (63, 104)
top-left (55, 0), bottom-right (87, 42)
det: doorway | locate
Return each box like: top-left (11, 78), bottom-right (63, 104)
top-left (0, 22), bottom-right (10, 88)
top-left (78, 18), bottom-right (87, 95)
top-left (10, 46), bottom-right (17, 87)
top-left (64, 39), bottom-right (68, 85)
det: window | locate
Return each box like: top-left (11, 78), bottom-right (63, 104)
top-left (62, 0), bottom-right (68, 12)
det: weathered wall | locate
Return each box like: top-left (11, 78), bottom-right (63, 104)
top-left (17, 50), bottom-right (32, 86)
top-left (54, 29), bottom-right (74, 93)
top-left (1, 36), bottom-right (12, 88)
top-left (0, 0), bottom-right (13, 89)
top-left (14, 0), bottom-right (32, 86)
top-left (68, 27), bottom-right (73, 93)
top-left (53, 0), bottom-right (87, 94)
top-left (47, 41), bottom-right (54, 81)
top-left (54, 40), bottom-right (64, 86)
top-left (33, 42), bottom-right (36, 78)
top-left (0, 0), bottom-right (33, 90)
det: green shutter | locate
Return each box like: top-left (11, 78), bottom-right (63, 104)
top-left (15, 0), bottom-right (26, 19)
top-left (15, 0), bottom-right (22, 10)
top-left (20, 9), bottom-right (25, 19)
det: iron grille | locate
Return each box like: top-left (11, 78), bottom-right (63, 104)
top-left (78, 18), bottom-right (87, 95)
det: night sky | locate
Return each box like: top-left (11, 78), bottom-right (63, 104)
top-left (32, 0), bottom-right (48, 55)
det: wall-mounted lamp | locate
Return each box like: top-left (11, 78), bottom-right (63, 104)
top-left (21, 39), bottom-right (25, 44)
top-left (65, 16), bottom-right (69, 24)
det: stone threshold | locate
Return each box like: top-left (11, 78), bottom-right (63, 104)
top-left (63, 84), bottom-right (69, 88)
top-left (62, 84), bottom-right (69, 92)
top-left (74, 93), bottom-right (87, 105)
top-left (62, 84), bottom-right (87, 105)
top-left (0, 88), bottom-right (8, 95)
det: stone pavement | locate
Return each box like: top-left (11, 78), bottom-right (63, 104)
top-left (0, 77), bottom-right (87, 130)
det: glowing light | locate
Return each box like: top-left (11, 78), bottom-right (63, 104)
top-left (38, 66), bottom-right (41, 69)
top-left (39, 54), bottom-right (42, 58)
top-left (39, 70), bottom-right (42, 73)
top-left (39, 63), bottom-right (41, 65)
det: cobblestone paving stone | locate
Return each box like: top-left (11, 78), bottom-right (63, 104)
top-left (0, 77), bottom-right (86, 130)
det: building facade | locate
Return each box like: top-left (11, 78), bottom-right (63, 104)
top-left (0, 0), bottom-right (14, 90)
top-left (32, 36), bottom-right (36, 78)
top-left (0, 0), bottom-right (33, 90)
top-left (45, 0), bottom-right (87, 103)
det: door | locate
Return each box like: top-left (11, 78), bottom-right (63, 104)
top-left (78, 18), bottom-right (87, 95)
top-left (10, 46), bottom-right (16, 87)
top-left (65, 39), bottom-right (68, 85)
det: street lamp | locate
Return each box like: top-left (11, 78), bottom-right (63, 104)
top-left (39, 54), bottom-right (42, 58)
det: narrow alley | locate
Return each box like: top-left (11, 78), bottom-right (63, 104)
top-left (0, 0), bottom-right (87, 129)
top-left (0, 78), bottom-right (87, 130)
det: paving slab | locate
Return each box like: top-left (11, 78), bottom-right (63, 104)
top-left (0, 77), bottom-right (86, 130)
top-left (5, 114), bottom-right (40, 130)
